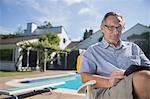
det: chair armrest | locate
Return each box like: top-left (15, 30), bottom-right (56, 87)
top-left (77, 80), bottom-right (96, 93)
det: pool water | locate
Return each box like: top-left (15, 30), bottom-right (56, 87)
top-left (21, 75), bottom-right (77, 84)
top-left (54, 74), bottom-right (83, 90)
top-left (20, 74), bottom-right (83, 90)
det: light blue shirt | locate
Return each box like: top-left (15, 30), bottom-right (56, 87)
top-left (80, 38), bottom-right (150, 76)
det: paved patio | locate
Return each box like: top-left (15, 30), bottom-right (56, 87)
top-left (0, 70), bottom-right (85, 99)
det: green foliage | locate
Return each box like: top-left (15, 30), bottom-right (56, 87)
top-left (128, 32), bottom-right (150, 40)
top-left (17, 32), bottom-right (62, 71)
top-left (1, 26), bottom-right (25, 39)
top-left (1, 33), bottom-right (25, 39)
top-left (39, 35), bottom-right (48, 41)
top-left (46, 22), bottom-right (52, 27)
top-left (39, 32), bottom-right (60, 46)
top-left (18, 32), bottom-right (61, 51)
top-left (0, 71), bottom-right (40, 77)
top-left (64, 48), bottom-right (71, 52)
top-left (37, 21), bottom-right (53, 29)
top-left (127, 32), bottom-right (150, 59)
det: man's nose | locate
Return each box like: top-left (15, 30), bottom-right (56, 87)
top-left (112, 29), bottom-right (120, 34)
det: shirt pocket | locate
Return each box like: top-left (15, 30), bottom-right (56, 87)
top-left (128, 55), bottom-right (141, 66)
top-left (118, 56), bottom-right (129, 69)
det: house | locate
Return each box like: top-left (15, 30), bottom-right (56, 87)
top-left (83, 29), bottom-right (94, 40)
top-left (0, 23), bottom-right (71, 71)
top-left (121, 23), bottom-right (150, 59)
top-left (72, 30), bottom-right (103, 50)
top-left (121, 23), bottom-right (150, 41)
top-left (64, 30), bottom-right (103, 70)
top-left (0, 36), bottom-right (39, 71)
top-left (66, 41), bottom-right (81, 49)
top-left (65, 29), bottom-right (95, 50)
top-left (73, 23), bottom-right (150, 50)
top-left (24, 22), bottom-right (71, 50)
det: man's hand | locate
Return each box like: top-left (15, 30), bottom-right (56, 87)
top-left (108, 71), bottom-right (125, 87)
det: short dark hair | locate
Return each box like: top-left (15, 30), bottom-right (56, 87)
top-left (101, 12), bottom-right (124, 25)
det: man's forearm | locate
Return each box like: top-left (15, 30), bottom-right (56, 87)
top-left (81, 72), bottom-right (110, 88)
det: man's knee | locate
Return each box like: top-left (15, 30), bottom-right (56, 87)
top-left (132, 70), bottom-right (150, 98)
top-left (133, 70), bottom-right (150, 94)
top-left (133, 70), bottom-right (150, 82)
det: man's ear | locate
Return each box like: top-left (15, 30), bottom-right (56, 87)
top-left (100, 25), bottom-right (104, 33)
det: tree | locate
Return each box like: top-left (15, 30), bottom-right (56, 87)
top-left (1, 25), bottom-right (25, 39)
top-left (46, 32), bottom-right (60, 45)
top-left (1, 33), bottom-right (25, 39)
top-left (15, 25), bottom-right (24, 34)
top-left (45, 21), bottom-right (52, 28)
top-left (17, 32), bottom-right (61, 72)
top-left (38, 21), bottom-right (53, 29)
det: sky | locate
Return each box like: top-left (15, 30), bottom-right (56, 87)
top-left (0, 0), bottom-right (150, 40)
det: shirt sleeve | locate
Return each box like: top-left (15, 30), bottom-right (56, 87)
top-left (79, 47), bottom-right (97, 74)
top-left (139, 49), bottom-right (150, 66)
top-left (133, 43), bottom-right (150, 66)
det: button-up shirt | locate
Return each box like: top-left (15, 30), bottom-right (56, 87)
top-left (80, 38), bottom-right (150, 77)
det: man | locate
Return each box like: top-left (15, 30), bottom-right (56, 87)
top-left (80, 12), bottom-right (150, 99)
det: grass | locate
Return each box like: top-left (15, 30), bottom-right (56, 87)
top-left (0, 71), bottom-right (41, 77)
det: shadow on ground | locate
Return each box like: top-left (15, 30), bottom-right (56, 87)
top-left (5, 88), bottom-right (53, 99)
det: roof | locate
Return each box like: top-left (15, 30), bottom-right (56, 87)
top-left (66, 41), bottom-right (80, 49)
top-left (73, 30), bottom-right (103, 49)
top-left (31, 26), bottom-right (63, 35)
top-left (0, 36), bottom-right (39, 45)
top-left (121, 23), bottom-right (150, 40)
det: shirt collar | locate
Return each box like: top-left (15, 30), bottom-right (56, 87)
top-left (101, 38), bottom-right (124, 49)
top-left (101, 38), bottom-right (109, 49)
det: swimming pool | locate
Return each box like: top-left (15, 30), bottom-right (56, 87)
top-left (20, 74), bottom-right (83, 90)
top-left (55, 74), bottom-right (83, 90)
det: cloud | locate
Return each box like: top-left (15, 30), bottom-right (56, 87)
top-left (78, 8), bottom-right (94, 15)
top-left (63, 0), bottom-right (85, 5)
top-left (8, 0), bottom-right (72, 36)
top-left (34, 15), bottom-right (70, 28)
top-left (21, 0), bottom-right (47, 14)
top-left (78, 6), bottom-right (101, 17)
top-left (7, 0), bottom-right (71, 28)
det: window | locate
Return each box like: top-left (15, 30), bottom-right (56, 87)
top-left (0, 49), bottom-right (13, 61)
top-left (63, 38), bottom-right (66, 44)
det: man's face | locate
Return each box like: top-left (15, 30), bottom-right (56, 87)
top-left (101, 15), bottom-right (124, 46)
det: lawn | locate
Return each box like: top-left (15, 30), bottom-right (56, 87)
top-left (0, 71), bottom-right (40, 77)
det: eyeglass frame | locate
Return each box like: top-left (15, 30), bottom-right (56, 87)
top-left (104, 24), bottom-right (124, 32)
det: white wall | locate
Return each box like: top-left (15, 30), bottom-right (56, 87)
top-left (58, 27), bottom-right (71, 49)
top-left (26, 23), bottom-right (37, 34)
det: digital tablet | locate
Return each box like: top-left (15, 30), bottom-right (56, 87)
top-left (124, 65), bottom-right (150, 76)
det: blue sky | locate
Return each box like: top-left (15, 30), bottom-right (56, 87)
top-left (0, 0), bottom-right (150, 40)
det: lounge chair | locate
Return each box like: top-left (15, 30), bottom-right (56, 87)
top-left (77, 80), bottom-right (96, 99)
top-left (0, 81), bottom-right (65, 99)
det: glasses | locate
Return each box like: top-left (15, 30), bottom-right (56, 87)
top-left (104, 25), bottom-right (123, 32)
